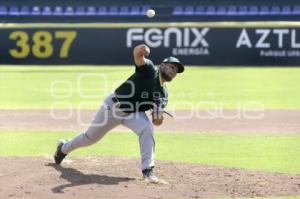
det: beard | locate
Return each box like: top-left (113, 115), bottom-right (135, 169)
top-left (161, 70), bottom-right (173, 82)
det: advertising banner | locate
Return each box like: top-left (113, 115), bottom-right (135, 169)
top-left (0, 23), bottom-right (300, 66)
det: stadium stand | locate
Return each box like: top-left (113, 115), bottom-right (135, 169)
top-left (2, 5), bottom-right (300, 17)
top-left (0, 0), bottom-right (299, 22)
top-left (0, 5), bottom-right (151, 17)
top-left (172, 5), bottom-right (300, 16)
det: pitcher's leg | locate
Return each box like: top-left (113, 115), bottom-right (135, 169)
top-left (138, 124), bottom-right (155, 170)
top-left (123, 112), bottom-right (155, 170)
top-left (62, 100), bottom-right (121, 154)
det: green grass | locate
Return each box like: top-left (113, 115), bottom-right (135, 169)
top-left (0, 131), bottom-right (299, 174)
top-left (0, 66), bottom-right (300, 109)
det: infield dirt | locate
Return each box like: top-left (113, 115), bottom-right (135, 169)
top-left (1, 109), bottom-right (300, 134)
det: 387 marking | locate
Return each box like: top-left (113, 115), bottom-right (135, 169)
top-left (9, 30), bottom-right (77, 59)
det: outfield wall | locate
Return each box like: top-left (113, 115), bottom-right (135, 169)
top-left (1, 22), bottom-right (300, 66)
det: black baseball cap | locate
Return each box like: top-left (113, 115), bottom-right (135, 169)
top-left (162, 56), bottom-right (185, 73)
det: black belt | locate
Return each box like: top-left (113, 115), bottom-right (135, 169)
top-left (111, 97), bottom-right (132, 114)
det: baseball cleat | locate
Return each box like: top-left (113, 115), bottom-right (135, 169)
top-left (54, 140), bottom-right (67, 165)
top-left (142, 167), bottom-right (159, 184)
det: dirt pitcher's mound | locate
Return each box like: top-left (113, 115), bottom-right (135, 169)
top-left (0, 157), bottom-right (299, 199)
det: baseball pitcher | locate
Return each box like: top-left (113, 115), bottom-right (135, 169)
top-left (54, 44), bottom-right (185, 183)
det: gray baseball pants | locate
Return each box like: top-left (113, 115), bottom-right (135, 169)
top-left (61, 93), bottom-right (155, 170)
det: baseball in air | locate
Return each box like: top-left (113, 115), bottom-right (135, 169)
top-left (146, 9), bottom-right (155, 18)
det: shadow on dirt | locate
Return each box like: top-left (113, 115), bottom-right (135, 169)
top-left (47, 163), bottom-right (135, 193)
